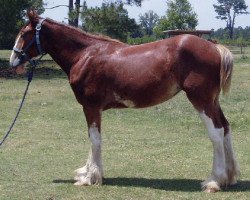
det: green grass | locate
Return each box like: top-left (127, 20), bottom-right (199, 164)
top-left (0, 50), bottom-right (11, 60)
top-left (0, 50), bottom-right (52, 62)
top-left (0, 51), bottom-right (249, 199)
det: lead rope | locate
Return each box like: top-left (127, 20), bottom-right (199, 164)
top-left (0, 18), bottom-right (46, 147)
top-left (0, 69), bottom-right (33, 146)
top-left (0, 56), bottom-right (44, 147)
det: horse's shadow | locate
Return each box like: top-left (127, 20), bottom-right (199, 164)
top-left (53, 177), bottom-right (250, 192)
top-left (104, 177), bottom-right (201, 192)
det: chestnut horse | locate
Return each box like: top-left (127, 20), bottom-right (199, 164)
top-left (10, 11), bottom-right (239, 192)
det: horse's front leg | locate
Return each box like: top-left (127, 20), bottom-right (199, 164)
top-left (74, 107), bottom-right (103, 186)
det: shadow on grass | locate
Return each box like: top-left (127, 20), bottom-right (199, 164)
top-left (53, 177), bottom-right (250, 192)
top-left (0, 60), bottom-right (66, 80)
top-left (53, 179), bottom-right (75, 184)
top-left (104, 177), bottom-right (201, 192)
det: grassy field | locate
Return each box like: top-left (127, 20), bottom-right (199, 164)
top-left (0, 49), bottom-right (249, 199)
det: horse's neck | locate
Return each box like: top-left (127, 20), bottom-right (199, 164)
top-left (42, 21), bottom-right (95, 75)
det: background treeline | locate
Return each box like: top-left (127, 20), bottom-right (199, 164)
top-left (0, 0), bottom-right (249, 49)
top-left (212, 26), bottom-right (250, 45)
top-left (127, 26), bottom-right (250, 45)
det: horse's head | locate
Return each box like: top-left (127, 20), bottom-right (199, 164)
top-left (10, 10), bottom-right (45, 73)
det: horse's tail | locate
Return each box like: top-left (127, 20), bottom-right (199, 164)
top-left (215, 44), bottom-right (234, 95)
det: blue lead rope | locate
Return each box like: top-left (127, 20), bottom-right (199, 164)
top-left (0, 68), bottom-right (34, 146)
top-left (1, 19), bottom-right (46, 147)
top-left (0, 57), bottom-right (44, 147)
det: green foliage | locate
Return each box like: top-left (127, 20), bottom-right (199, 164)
top-left (124, 0), bottom-right (144, 6)
top-left (81, 2), bottom-right (139, 42)
top-left (30, 0), bottom-right (45, 14)
top-left (0, 0), bottom-right (44, 49)
top-left (213, 0), bottom-right (249, 39)
top-left (153, 16), bottom-right (170, 38)
top-left (139, 10), bottom-right (159, 36)
top-left (213, 26), bottom-right (250, 44)
top-left (127, 35), bottom-right (157, 44)
top-left (154, 0), bottom-right (198, 38)
top-left (166, 0), bottom-right (198, 30)
top-left (68, 0), bottom-right (81, 27)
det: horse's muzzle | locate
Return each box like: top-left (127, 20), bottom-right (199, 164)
top-left (9, 55), bottom-right (27, 74)
top-left (9, 51), bottom-right (27, 68)
top-left (14, 65), bottom-right (26, 74)
top-left (10, 57), bottom-right (21, 68)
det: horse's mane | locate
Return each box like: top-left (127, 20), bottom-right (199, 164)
top-left (46, 18), bottom-right (124, 44)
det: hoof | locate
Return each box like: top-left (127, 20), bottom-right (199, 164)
top-left (202, 180), bottom-right (221, 193)
top-left (74, 177), bottom-right (92, 186)
top-left (74, 166), bottom-right (87, 181)
top-left (74, 165), bottom-right (102, 186)
top-left (74, 176), bottom-right (102, 186)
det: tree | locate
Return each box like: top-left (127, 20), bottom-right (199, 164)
top-left (139, 10), bottom-right (159, 36)
top-left (0, 0), bottom-right (44, 49)
top-left (213, 0), bottom-right (249, 39)
top-left (46, 0), bottom-right (144, 27)
top-left (213, 26), bottom-right (250, 40)
top-left (154, 0), bottom-right (198, 38)
top-left (68, 0), bottom-right (81, 26)
top-left (45, 0), bottom-right (145, 27)
top-left (81, 2), bottom-right (139, 42)
top-left (165, 0), bottom-right (198, 30)
top-left (45, 0), bottom-right (80, 27)
top-left (124, 0), bottom-right (144, 6)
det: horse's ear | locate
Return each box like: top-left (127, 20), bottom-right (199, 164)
top-left (27, 9), bottom-right (40, 27)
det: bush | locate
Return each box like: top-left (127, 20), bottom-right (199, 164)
top-left (127, 35), bottom-right (157, 45)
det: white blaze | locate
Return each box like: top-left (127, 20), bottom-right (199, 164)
top-left (9, 35), bottom-right (21, 65)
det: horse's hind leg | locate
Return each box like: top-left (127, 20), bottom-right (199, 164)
top-left (198, 106), bottom-right (227, 192)
top-left (186, 92), bottom-right (239, 192)
top-left (219, 107), bottom-right (240, 186)
top-left (74, 107), bottom-right (103, 186)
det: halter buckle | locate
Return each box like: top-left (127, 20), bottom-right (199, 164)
top-left (36, 19), bottom-right (46, 31)
top-left (36, 23), bottom-right (42, 31)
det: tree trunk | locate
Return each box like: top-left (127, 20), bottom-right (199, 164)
top-left (73, 0), bottom-right (80, 27)
top-left (68, 0), bottom-right (80, 27)
top-left (68, 0), bottom-right (74, 25)
top-left (229, 27), bottom-right (234, 39)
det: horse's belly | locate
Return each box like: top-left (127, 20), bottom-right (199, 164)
top-left (107, 81), bottom-right (181, 109)
top-left (133, 81), bottom-right (181, 108)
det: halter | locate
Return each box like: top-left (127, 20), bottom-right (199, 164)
top-left (13, 18), bottom-right (46, 66)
